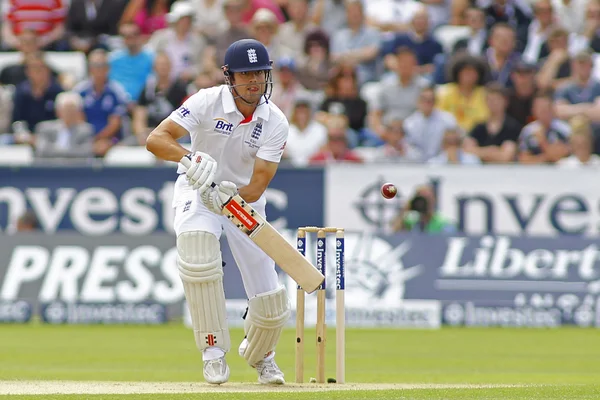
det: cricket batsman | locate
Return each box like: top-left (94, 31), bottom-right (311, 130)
top-left (146, 39), bottom-right (290, 385)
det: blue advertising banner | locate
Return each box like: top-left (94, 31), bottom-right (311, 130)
top-left (2, 231), bottom-right (598, 328)
top-left (0, 166), bottom-right (324, 235)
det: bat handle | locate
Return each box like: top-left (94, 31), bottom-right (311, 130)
top-left (179, 155), bottom-right (216, 189)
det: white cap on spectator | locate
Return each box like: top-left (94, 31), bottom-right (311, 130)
top-left (167, 1), bottom-right (195, 24)
top-left (252, 8), bottom-right (279, 25)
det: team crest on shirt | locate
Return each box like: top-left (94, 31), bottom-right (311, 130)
top-left (244, 123), bottom-right (262, 148)
top-left (213, 118), bottom-right (233, 135)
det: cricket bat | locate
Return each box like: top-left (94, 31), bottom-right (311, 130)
top-left (219, 193), bottom-right (324, 293)
top-left (178, 159), bottom-right (324, 293)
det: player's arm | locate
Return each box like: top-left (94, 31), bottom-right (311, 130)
top-left (238, 157), bottom-right (279, 203)
top-left (146, 119), bottom-right (190, 162)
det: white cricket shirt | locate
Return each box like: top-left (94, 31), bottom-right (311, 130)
top-left (168, 85), bottom-right (289, 208)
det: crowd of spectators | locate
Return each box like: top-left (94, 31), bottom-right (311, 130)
top-left (1, 0), bottom-right (600, 167)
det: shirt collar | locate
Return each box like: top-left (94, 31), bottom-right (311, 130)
top-left (221, 86), bottom-right (271, 122)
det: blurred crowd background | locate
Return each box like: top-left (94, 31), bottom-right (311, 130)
top-left (1, 0), bottom-right (600, 167)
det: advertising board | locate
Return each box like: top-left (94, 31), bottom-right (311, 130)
top-left (0, 166), bottom-right (324, 235)
top-left (325, 164), bottom-right (600, 237)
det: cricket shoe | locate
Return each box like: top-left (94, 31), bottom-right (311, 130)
top-left (255, 355), bottom-right (285, 385)
top-left (203, 356), bottom-right (230, 385)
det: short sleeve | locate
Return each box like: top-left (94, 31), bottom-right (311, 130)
top-left (256, 120), bottom-right (289, 163)
top-left (167, 90), bottom-right (205, 133)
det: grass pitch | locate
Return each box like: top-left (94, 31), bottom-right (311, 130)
top-left (1, 323), bottom-right (600, 399)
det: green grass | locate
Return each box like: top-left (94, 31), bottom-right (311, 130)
top-left (2, 323), bottom-right (600, 398)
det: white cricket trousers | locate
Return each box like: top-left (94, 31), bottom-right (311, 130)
top-left (172, 177), bottom-right (280, 300)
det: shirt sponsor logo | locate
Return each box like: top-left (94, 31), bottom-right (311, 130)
top-left (213, 118), bottom-right (234, 135)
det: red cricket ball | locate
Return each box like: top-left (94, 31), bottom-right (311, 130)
top-left (381, 183), bottom-right (397, 199)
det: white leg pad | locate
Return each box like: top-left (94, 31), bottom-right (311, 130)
top-left (177, 231), bottom-right (230, 353)
top-left (242, 285), bottom-right (291, 366)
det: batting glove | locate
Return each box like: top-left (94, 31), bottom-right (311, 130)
top-left (180, 151), bottom-right (217, 192)
top-left (200, 181), bottom-right (238, 214)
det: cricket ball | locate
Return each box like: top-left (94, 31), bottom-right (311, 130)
top-left (381, 183), bottom-right (397, 199)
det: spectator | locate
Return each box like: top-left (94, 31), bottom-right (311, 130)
top-left (536, 27), bottom-right (574, 91)
top-left (483, 23), bottom-right (522, 87)
top-left (120, 0), bottom-right (175, 38)
top-left (390, 184), bottom-right (455, 234)
top-left (552, 0), bottom-right (588, 35)
top-left (319, 65), bottom-right (369, 141)
top-left (133, 52), bottom-right (189, 143)
top-left (464, 82), bottom-right (522, 163)
top-left (147, 1), bottom-right (209, 82)
top-left (296, 29), bottom-right (331, 91)
top-left (277, 0), bottom-right (316, 60)
top-left (11, 53), bottom-right (63, 142)
top-left (363, 0), bottom-right (420, 33)
top-left (429, 128), bottom-right (482, 165)
top-left (310, 0), bottom-right (347, 37)
top-left (435, 54), bottom-right (488, 132)
top-left (330, 0), bottom-right (381, 86)
top-left (187, 71), bottom-right (218, 96)
top-left (74, 49), bottom-right (130, 156)
top-left (557, 115), bottom-right (600, 167)
top-left (109, 22), bottom-right (155, 102)
top-left (381, 6), bottom-right (443, 77)
top-left (372, 116), bottom-right (422, 162)
top-left (404, 85), bottom-right (458, 161)
top-left (250, 8), bottom-right (292, 68)
top-left (309, 114), bottom-right (363, 163)
top-left (0, 30), bottom-right (59, 87)
top-left (554, 49), bottom-right (600, 153)
top-left (66, 0), bottom-right (128, 53)
top-left (34, 91), bottom-right (94, 159)
top-left (2, 0), bottom-right (67, 51)
top-left (271, 57), bottom-right (313, 120)
top-left (192, 0), bottom-right (228, 41)
top-left (215, 0), bottom-right (252, 76)
top-left (284, 98), bottom-right (328, 166)
top-left (519, 90), bottom-right (571, 164)
top-left (369, 47), bottom-right (429, 139)
top-left (483, 0), bottom-right (532, 51)
top-left (453, 7), bottom-right (488, 56)
top-left (239, 0), bottom-right (286, 25)
top-left (521, 0), bottom-right (556, 65)
top-left (506, 60), bottom-right (537, 125)
top-left (571, 0), bottom-right (600, 52)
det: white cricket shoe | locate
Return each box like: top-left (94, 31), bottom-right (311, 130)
top-left (203, 356), bottom-right (230, 385)
top-left (255, 357), bottom-right (285, 385)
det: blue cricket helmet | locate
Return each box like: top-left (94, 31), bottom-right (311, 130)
top-left (222, 39), bottom-right (273, 73)
top-left (222, 39), bottom-right (274, 105)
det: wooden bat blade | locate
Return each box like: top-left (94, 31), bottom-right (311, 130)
top-left (222, 194), bottom-right (324, 293)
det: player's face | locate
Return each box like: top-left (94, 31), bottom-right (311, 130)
top-left (233, 70), bottom-right (267, 102)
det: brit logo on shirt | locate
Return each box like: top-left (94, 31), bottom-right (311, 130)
top-left (251, 123), bottom-right (262, 140)
top-left (178, 106), bottom-right (191, 118)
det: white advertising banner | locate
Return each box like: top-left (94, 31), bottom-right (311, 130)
top-left (325, 165), bottom-right (600, 237)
